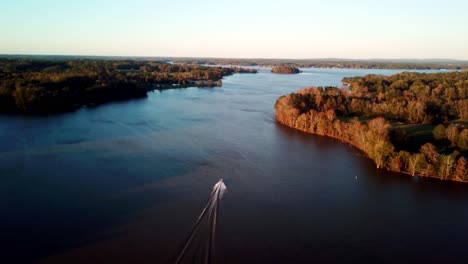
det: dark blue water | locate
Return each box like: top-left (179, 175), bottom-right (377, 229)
top-left (1, 68), bottom-right (467, 263)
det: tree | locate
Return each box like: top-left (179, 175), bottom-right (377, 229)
top-left (359, 129), bottom-right (371, 153)
top-left (397, 151), bottom-right (411, 171)
top-left (295, 114), bottom-right (310, 131)
top-left (457, 129), bottom-right (468, 151)
top-left (420, 143), bottom-right (439, 164)
top-left (455, 157), bottom-right (467, 181)
top-left (438, 154), bottom-right (457, 180)
top-left (408, 153), bottom-right (426, 176)
top-left (423, 163), bottom-right (436, 177)
top-left (457, 100), bottom-right (468, 119)
top-left (390, 156), bottom-right (402, 172)
top-left (433, 124), bottom-right (446, 140)
top-left (332, 120), bottom-right (343, 138)
top-left (367, 117), bottom-right (391, 142)
top-left (446, 125), bottom-right (459, 147)
top-left (13, 83), bottom-right (30, 111)
top-left (371, 140), bottom-right (395, 169)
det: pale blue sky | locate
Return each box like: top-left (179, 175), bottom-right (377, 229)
top-left (1, 0), bottom-right (467, 59)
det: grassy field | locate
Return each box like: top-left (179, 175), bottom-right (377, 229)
top-left (453, 119), bottom-right (468, 127)
top-left (391, 123), bottom-right (435, 152)
top-left (337, 116), bottom-right (463, 153)
top-left (391, 121), bottom-right (465, 154)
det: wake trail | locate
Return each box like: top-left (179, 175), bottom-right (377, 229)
top-left (174, 179), bottom-right (227, 264)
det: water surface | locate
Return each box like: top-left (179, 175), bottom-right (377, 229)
top-left (1, 68), bottom-right (467, 263)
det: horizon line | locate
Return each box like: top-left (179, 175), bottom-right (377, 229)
top-left (1, 53), bottom-right (468, 63)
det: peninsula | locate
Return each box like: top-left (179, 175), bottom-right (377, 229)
top-left (0, 58), bottom-right (257, 114)
top-left (275, 71), bottom-right (468, 182)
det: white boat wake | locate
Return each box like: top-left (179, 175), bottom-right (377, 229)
top-left (174, 179), bottom-right (227, 264)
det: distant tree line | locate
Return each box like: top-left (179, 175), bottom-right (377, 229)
top-left (275, 71), bottom-right (468, 182)
top-left (3, 55), bottom-right (467, 70)
top-left (0, 59), bottom-right (257, 114)
top-left (170, 58), bottom-right (468, 70)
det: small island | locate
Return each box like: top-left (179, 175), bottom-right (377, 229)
top-left (0, 58), bottom-right (257, 114)
top-left (275, 71), bottom-right (468, 182)
top-left (271, 65), bottom-right (301, 74)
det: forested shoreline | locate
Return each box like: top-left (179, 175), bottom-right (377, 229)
top-left (3, 55), bottom-right (467, 70)
top-left (275, 71), bottom-right (468, 182)
top-left (169, 57), bottom-right (468, 70)
top-left (0, 59), bottom-right (257, 114)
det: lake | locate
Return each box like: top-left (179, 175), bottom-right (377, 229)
top-left (1, 68), bottom-right (467, 263)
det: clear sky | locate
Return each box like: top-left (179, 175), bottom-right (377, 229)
top-left (1, 0), bottom-right (468, 59)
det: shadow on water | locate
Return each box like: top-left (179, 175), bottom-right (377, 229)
top-left (275, 121), bottom-right (468, 197)
top-left (0, 143), bottom-right (206, 263)
top-left (1, 183), bottom-right (176, 263)
top-left (216, 122), bottom-right (468, 264)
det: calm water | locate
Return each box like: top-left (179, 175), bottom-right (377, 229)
top-left (1, 68), bottom-right (467, 263)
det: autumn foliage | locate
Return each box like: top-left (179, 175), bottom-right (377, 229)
top-left (0, 59), bottom-right (257, 114)
top-left (275, 71), bottom-right (468, 182)
top-left (271, 65), bottom-right (300, 74)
